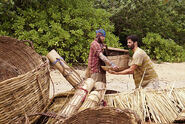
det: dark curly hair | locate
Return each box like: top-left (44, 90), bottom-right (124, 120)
top-left (126, 35), bottom-right (138, 43)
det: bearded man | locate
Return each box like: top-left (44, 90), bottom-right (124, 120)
top-left (87, 29), bottom-right (118, 83)
top-left (86, 29), bottom-right (118, 105)
top-left (108, 35), bottom-right (159, 89)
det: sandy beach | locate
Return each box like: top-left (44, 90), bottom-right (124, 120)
top-left (49, 62), bottom-right (185, 98)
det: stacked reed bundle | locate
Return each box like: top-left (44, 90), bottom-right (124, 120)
top-left (0, 36), bottom-right (50, 124)
top-left (78, 81), bottom-right (106, 111)
top-left (104, 88), bottom-right (185, 123)
top-left (47, 49), bottom-right (83, 88)
top-left (78, 90), bottom-right (101, 111)
top-left (37, 90), bottom-right (119, 124)
top-left (56, 78), bottom-right (95, 122)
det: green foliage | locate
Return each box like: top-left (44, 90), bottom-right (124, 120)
top-left (94, 0), bottom-right (124, 14)
top-left (1, 0), bottom-right (184, 63)
top-left (0, 0), bottom-right (120, 64)
top-left (109, 0), bottom-right (185, 48)
top-left (142, 33), bottom-right (185, 62)
top-left (167, 0), bottom-right (185, 46)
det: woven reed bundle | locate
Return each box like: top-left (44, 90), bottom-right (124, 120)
top-left (37, 90), bottom-right (118, 124)
top-left (78, 90), bottom-right (101, 112)
top-left (0, 36), bottom-right (50, 123)
top-left (56, 78), bottom-right (95, 120)
top-left (47, 49), bottom-right (83, 89)
top-left (0, 36), bottom-right (42, 82)
top-left (104, 88), bottom-right (185, 123)
top-left (78, 81), bottom-right (106, 112)
top-left (62, 107), bottom-right (141, 124)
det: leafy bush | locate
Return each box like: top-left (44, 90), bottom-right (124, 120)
top-left (109, 0), bottom-right (185, 47)
top-left (0, 0), bottom-right (121, 64)
top-left (142, 33), bottom-right (185, 62)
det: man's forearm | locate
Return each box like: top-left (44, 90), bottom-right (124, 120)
top-left (99, 52), bottom-right (113, 66)
top-left (115, 68), bottom-right (134, 75)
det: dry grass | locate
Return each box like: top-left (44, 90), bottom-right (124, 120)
top-left (105, 88), bottom-right (185, 123)
top-left (38, 87), bottom-right (185, 123)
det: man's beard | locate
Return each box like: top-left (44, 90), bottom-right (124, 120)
top-left (97, 37), bottom-right (103, 43)
top-left (128, 44), bottom-right (134, 50)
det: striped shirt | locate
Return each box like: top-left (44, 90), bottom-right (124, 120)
top-left (88, 40), bottom-right (105, 74)
top-left (129, 47), bottom-right (158, 88)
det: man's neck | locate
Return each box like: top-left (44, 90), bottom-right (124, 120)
top-left (132, 46), bottom-right (138, 52)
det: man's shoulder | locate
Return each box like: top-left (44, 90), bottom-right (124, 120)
top-left (132, 48), bottom-right (146, 59)
top-left (136, 47), bottom-right (144, 52)
top-left (136, 48), bottom-right (147, 55)
top-left (134, 47), bottom-right (142, 54)
top-left (90, 40), bottom-right (102, 50)
top-left (91, 40), bottom-right (99, 46)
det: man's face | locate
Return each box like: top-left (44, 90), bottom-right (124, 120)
top-left (127, 39), bottom-right (134, 49)
top-left (99, 36), bottom-right (105, 43)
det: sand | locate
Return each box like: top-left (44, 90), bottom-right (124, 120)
top-left (49, 62), bottom-right (185, 98)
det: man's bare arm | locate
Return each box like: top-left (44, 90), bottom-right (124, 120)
top-left (108, 64), bottom-right (138, 75)
top-left (99, 52), bottom-right (114, 66)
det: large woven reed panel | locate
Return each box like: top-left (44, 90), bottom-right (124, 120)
top-left (62, 107), bottom-right (141, 124)
top-left (0, 36), bottom-right (50, 124)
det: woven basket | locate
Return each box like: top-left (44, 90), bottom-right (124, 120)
top-left (102, 54), bottom-right (130, 72)
top-left (0, 36), bottom-right (42, 82)
top-left (0, 36), bottom-right (50, 123)
top-left (107, 55), bottom-right (129, 68)
top-left (102, 47), bottom-right (130, 71)
top-left (62, 107), bottom-right (141, 124)
top-left (106, 47), bottom-right (129, 56)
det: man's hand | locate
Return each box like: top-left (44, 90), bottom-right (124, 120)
top-left (111, 63), bottom-right (119, 71)
top-left (109, 64), bottom-right (137, 75)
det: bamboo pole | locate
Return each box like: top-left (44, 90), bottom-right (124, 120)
top-left (46, 49), bottom-right (83, 88)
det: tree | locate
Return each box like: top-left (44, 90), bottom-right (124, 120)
top-left (0, 0), bottom-right (121, 63)
top-left (109, 0), bottom-right (185, 47)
